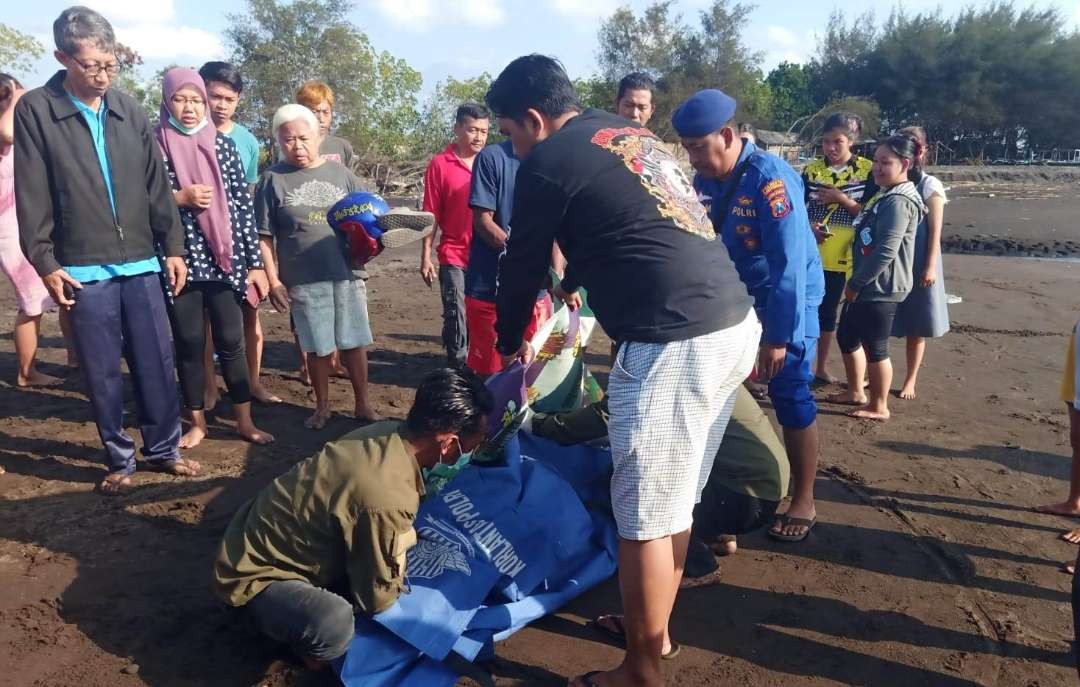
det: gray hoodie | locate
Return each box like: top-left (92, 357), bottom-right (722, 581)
top-left (848, 181), bottom-right (926, 302)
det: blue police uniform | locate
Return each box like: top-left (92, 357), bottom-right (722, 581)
top-left (694, 140), bottom-right (825, 429)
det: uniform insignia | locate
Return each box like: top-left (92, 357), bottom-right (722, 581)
top-left (737, 195), bottom-right (754, 207)
top-left (762, 179), bottom-right (792, 219)
top-left (735, 224), bottom-right (752, 235)
top-left (743, 237), bottom-right (759, 250)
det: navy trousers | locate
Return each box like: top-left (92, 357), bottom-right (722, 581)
top-left (69, 273), bottom-right (181, 474)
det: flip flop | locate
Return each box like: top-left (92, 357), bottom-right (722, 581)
top-left (768, 514), bottom-right (816, 542)
top-left (585, 615), bottom-right (682, 659)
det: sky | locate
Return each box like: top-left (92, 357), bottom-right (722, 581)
top-left (7, 0), bottom-right (1080, 96)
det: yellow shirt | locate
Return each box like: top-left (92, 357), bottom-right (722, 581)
top-left (802, 156), bottom-right (875, 273)
top-left (212, 421), bottom-right (424, 613)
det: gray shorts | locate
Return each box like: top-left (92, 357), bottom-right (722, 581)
top-left (608, 310), bottom-right (761, 541)
top-left (289, 279), bottom-right (374, 357)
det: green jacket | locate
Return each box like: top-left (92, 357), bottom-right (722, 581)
top-left (213, 421), bottom-right (424, 614)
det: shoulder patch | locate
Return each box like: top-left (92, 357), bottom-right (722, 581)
top-left (761, 179), bottom-right (792, 219)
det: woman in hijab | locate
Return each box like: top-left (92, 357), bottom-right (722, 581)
top-left (156, 67), bottom-right (273, 448)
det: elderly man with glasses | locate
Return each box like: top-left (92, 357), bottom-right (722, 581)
top-left (14, 5), bottom-right (196, 494)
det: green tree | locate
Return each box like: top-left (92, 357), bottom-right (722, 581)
top-left (574, 76), bottom-right (615, 111)
top-left (224, 0), bottom-right (420, 167)
top-left (411, 73), bottom-right (493, 157)
top-left (596, 0), bottom-right (770, 139)
top-left (766, 62), bottom-right (816, 131)
top-left (0, 23), bottom-right (43, 76)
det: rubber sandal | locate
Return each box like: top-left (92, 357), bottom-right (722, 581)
top-left (768, 514), bottom-right (816, 542)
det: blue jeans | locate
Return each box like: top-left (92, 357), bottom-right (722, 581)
top-left (69, 273), bottom-right (181, 474)
top-left (246, 580), bottom-right (356, 662)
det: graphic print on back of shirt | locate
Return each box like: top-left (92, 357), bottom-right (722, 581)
top-left (591, 127), bottom-right (715, 240)
top-left (284, 178), bottom-right (348, 224)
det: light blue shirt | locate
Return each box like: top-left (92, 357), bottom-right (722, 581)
top-left (63, 92), bottom-right (159, 282)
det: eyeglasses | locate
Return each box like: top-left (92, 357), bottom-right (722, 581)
top-left (171, 96), bottom-right (205, 107)
top-left (67, 55), bottom-right (120, 77)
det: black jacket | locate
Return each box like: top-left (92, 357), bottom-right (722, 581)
top-left (14, 70), bottom-right (184, 277)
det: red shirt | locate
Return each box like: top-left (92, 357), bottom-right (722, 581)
top-left (422, 144), bottom-right (474, 268)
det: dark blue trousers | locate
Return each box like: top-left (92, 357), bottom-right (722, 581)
top-left (70, 273), bottom-right (181, 474)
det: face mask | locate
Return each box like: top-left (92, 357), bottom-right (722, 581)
top-left (168, 114), bottom-right (209, 136)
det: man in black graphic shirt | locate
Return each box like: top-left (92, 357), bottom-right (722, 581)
top-left (487, 55), bottom-right (758, 687)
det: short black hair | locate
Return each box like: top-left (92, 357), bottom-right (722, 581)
top-left (486, 54), bottom-right (581, 122)
top-left (455, 102), bottom-right (490, 126)
top-left (616, 72), bottom-right (655, 102)
top-left (404, 367), bottom-right (493, 438)
top-left (199, 61), bottom-right (244, 94)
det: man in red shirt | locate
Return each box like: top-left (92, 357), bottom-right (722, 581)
top-left (421, 103), bottom-right (490, 366)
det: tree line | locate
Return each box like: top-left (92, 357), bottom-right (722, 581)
top-left (3, 0), bottom-right (1078, 176)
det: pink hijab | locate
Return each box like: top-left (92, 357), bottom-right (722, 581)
top-left (155, 67), bottom-right (232, 273)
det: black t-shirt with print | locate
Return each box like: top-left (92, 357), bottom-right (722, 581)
top-left (495, 109), bottom-right (753, 353)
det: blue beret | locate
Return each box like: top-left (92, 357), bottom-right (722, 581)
top-left (671, 89), bottom-right (737, 137)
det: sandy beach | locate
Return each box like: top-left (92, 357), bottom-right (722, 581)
top-left (1, 175), bottom-right (1079, 686)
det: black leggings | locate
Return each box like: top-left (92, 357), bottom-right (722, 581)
top-left (837, 300), bottom-right (899, 363)
top-left (819, 269), bottom-right (847, 333)
top-left (168, 281), bottom-right (251, 409)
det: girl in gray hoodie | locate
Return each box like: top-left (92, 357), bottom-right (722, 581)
top-left (827, 133), bottom-right (926, 421)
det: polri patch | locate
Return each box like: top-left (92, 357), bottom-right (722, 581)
top-left (762, 179), bottom-right (792, 219)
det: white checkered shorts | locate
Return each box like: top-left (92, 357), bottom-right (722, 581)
top-left (608, 310), bottom-right (761, 540)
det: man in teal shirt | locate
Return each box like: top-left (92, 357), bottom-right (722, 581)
top-left (198, 61), bottom-right (280, 405)
top-left (15, 7), bottom-right (196, 494)
top-left (199, 61), bottom-right (260, 184)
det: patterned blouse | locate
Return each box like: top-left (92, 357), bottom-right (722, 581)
top-left (162, 133), bottom-right (263, 294)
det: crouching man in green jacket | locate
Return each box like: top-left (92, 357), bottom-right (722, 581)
top-left (212, 367), bottom-right (493, 666)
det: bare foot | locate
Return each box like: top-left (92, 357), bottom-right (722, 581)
top-left (814, 371), bottom-right (838, 384)
top-left (99, 472), bottom-right (134, 496)
top-left (1064, 563), bottom-right (1076, 575)
top-left (305, 409), bottom-right (331, 430)
top-left (0, 465), bottom-right (5, 475)
top-left (332, 366), bottom-right (350, 379)
top-left (178, 426), bottom-right (207, 449)
top-left (826, 390), bottom-right (868, 406)
top-left (849, 407), bottom-right (890, 421)
top-left (898, 384), bottom-right (917, 400)
top-left (17, 369), bottom-right (61, 388)
top-left (1034, 502), bottom-right (1080, 517)
top-left (710, 534), bottom-right (738, 557)
top-left (354, 402), bottom-right (379, 423)
top-left (251, 386), bottom-right (282, 404)
top-left (1062, 528), bottom-right (1080, 544)
top-left (237, 422), bottom-right (275, 445)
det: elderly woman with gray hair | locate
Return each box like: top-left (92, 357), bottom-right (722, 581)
top-left (256, 104), bottom-right (375, 429)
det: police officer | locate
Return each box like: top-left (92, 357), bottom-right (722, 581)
top-left (673, 89), bottom-right (824, 544)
